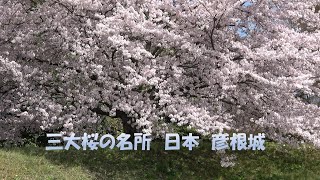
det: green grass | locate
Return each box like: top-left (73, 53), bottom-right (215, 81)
top-left (0, 146), bottom-right (93, 180)
top-left (0, 141), bottom-right (320, 180)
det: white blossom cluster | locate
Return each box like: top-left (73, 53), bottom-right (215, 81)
top-left (0, 0), bottom-right (319, 147)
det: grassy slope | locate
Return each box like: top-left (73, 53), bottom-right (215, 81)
top-left (0, 148), bottom-right (93, 180)
top-left (0, 141), bottom-right (319, 180)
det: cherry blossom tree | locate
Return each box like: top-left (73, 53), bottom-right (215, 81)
top-left (0, 0), bottom-right (319, 146)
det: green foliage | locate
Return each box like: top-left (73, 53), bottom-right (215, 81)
top-left (96, 116), bottom-right (123, 136)
top-left (30, 0), bottom-right (46, 8)
top-left (170, 124), bottom-right (201, 137)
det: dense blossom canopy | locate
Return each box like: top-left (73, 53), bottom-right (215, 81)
top-left (0, 0), bottom-right (319, 146)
